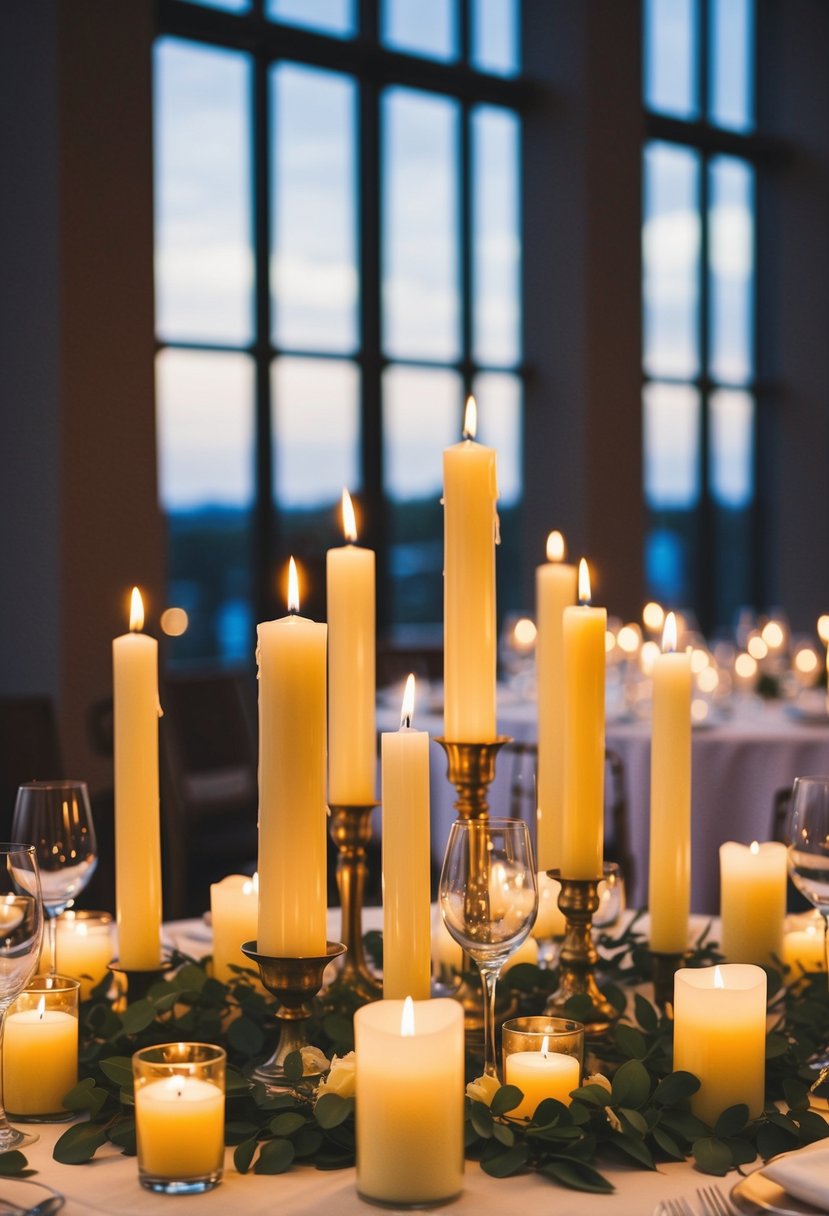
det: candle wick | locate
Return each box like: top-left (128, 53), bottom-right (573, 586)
top-left (401, 712), bottom-right (412, 730)
top-left (288, 606), bottom-right (298, 617)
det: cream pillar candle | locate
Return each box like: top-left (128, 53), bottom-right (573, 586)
top-left (560, 561), bottom-right (607, 879)
top-left (673, 964), bottom-right (767, 1126)
top-left (257, 558), bottom-right (328, 958)
top-left (355, 997), bottom-right (464, 1206)
top-left (113, 587), bottom-right (163, 970)
top-left (531, 873), bottom-right (566, 940)
top-left (443, 395), bottom-right (498, 742)
top-left (4, 998), bottom-right (78, 1116)
top-left (536, 531), bottom-right (577, 872)
top-left (327, 489), bottom-right (376, 806)
top-left (55, 912), bottom-right (114, 999)
top-left (381, 675), bottom-right (431, 1000)
top-left (135, 1077), bottom-right (225, 1178)
top-left (505, 1042), bottom-right (580, 1118)
top-left (210, 874), bottom-right (259, 983)
top-left (431, 908), bottom-right (463, 980)
top-left (720, 840), bottom-right (787, 967)
top-left (648, 612), bottom-right (692, 954)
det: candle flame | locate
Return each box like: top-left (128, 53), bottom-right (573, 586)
top-left (129, 587), bottom-right (145, 632)
top-left (541, 1034), bottom-right (550, 1059)
top-left (37, 996), bottom-right (46, 1020)
top-left (577, 559), bottom-right (591, 605)
top-left (400, 673), bottom-right (416, 730)
top-left (662, 611), bottom-right (677, 654)
top-left (546, 531), bottom-right (565, 563)
top-left (287, 557), bottom-right (300, 614)
top-left (341, 488), bottom-right (357, 543)
top-left (713, 966), bottom-right (724, 990)
top-left (750, 840), bottom-right (760, 855)
top-left (243, 873), bottom-right (259, 897)
top-left (463, 395), bottom-right (477, 441)
top-left (77, 921), bottom-right (88, 938)
top-left (400, 995), bottom-right (415, 1037)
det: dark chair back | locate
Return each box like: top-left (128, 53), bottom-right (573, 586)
top-left (0, 697), bottom-right (63, 835)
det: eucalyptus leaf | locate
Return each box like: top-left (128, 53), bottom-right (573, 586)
top-left (480, 1142), bottom-right (529, 1177)
top-left (715, 1104), bottom-right (749, 1138)
top-left (725, 1136), bottom-right (757, 1167)
top-left (108, 1115), bottom-right (136, 1155)
top-left (608, 1133), bottom-right (655, 1170)
top-left (783, 1076), bottom-right (810, 1111)
top-left (491, 1085), bottom-right (523, 1116)
top-left (757, 1120), bottom-right (798, 1161)
top-left (282, 1051), bottom-right (304, 1084)
top-left (234, 1136), bottom-right (259, 1174)
top-left (613, 1024), bottom-right (648, 1061)
top-left (227, 1014), bottom-right (265, 1056)
top-left (540, 1158), bottom-right (614, 1193)
top-left (53, 1121), bottom-right (109, 1165)
top-left (693, 1136), bottom-right (733, 1176)
top-left (99, 1056), bottom-right (135, 1091)
top-left (120, 999), bottom-right (157, 1036)
top-left (611, 1059), bottom-right (651, 1108)
top-left (570, 1083), bottom-right (611, 1107)
top-left (619, 1108), bottom-right (649, 1136)
top-left (0, 1151), bottom-right (27, 1176)
top-left (652, 1071), bottom-right (701, 1106)
top-left (293, 1127), bottom-right (324, 1158)
top-left (469, 1102), bottom-right (494, 1138)
top-left (315, 1094), bottom-right (354, 1130)
top-left (652, 1126), bottom-right (683, 1160)
top-left (269, 1111), bottom-right (307, 1137)
top-left (492, 1122), bottom-right (515, 1147)
top-left (255, 1137), bottom-right (296, 1174)
top-left (634, 992), bottom-right (659, 1033)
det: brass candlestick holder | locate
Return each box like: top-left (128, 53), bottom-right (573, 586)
top-left (108, 958), bottom-right (175, 1009)
top-left (242, 940), bottom-right (346, 1089)
top-left (544, 872), bottom-right (619, 1035)
top-left (650, 950), bottom-right (691, 1013)
top-left (328, 803), bottom-right (382, 1000)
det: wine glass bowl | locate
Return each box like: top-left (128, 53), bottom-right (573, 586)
top-left (0, 843), bottom-right (44, 1149)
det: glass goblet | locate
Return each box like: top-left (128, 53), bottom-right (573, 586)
top-left (12, 782), bottom-right (97, 976)
top-left (0, 844), bottom-right (44, 1150)
top-left (439, 818), bottom-right (538, 1079)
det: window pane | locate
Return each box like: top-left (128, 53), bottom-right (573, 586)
top-left (384, 366), bottom-right (462, 624)
top-left (643, 382), bottom-right (700, 509)
top-left (643, 142), bottom-right (701, 378)
top-left (266, 0), bottom-right (354, 36)
top-left (154, 39), bottom-right (252, 344)
top-left (180, 0), bottom-right (249, 10)
top-left (644, 0), bottom-right (698, 119)
top-left (471, 0), bottom-right (519, 76)
top-left (710, 389), bottom-right (753, 508)
top-left (473, 372), bottom-right (521, 505)
top-left (472, 107), bottom-right (521, 367)
top-left (382, 89), bottom-right (460, 361)
top-left (272, 357), bottom-right (360, 509)
top-left (156, 349), bottom-right (255, 663)
top-left (709, 0), bottom-right (754, 131)
top-left (382, 0), bottom-right (457, 61)
top-left (271, 66), bottom-right (357, 353)
top-left (709, 157), bottom-right (754, 384)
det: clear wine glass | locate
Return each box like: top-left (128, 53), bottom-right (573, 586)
top-left (439, 818), bottom-right (538, 1079)
top-left (0, 844), bottom-right (44, 1149)
top-left (785, 775), bottom-right (829, 1092)
top-left (12, 782), bottom-right (97, 976)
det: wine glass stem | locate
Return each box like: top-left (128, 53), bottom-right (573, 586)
top-left (0, 1006), bottom-right (15, 1147)
top-left (46, 914), bottom-right (58, 977)
top-left (478, 962), bottom-right (501, 1080)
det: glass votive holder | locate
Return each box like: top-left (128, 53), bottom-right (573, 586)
top-left (133, 1042), bottom-right (226, 1194)
top-left (54, 911), bottom-right (114, 999)
top-left (5, 975), bottom-right (79, 1121)
top-left (502, 1017), bottom-right (584, 1120)
top-left (594, 861), bottom-right (626, 929)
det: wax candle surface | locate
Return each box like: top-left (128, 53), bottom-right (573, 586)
top-left (648, 613), bottom-right (692, 954)
top-left (501, 935), bottom-right (539, 974)
top-left (531, 873), bottom-right (567, 940)
top-left (257, 560), bottom-right (328, 957)
top-left (443, 397), bottom-right (498, 742)
top-left (561, 561), bottom-right (606, 879)
top-left (673, 964), bottom-right (766, 1126)
top-left (4, 1008), bottom-right (77, 1115)
top-left (505, 1047), bottom-right (580, 1118)
top-left (535, 532), bottom-right (577, 871)
top-left (720, 841), bottom-right (787, 967)
top-left (327, 490), bottom-right (376, 805)
top-left (55, 915), bottom-right (113, 999)
top-left (782, 915), bottom-right (826, 981)
top-left (210, 874), bottom-right (258, 983)
top-left (355, 998), bottom-right (464, 1206)
top-left (135, 1077), bottom-right (225, 1178)
top-left (113, 587), bottom-right (163, 970)
top-left (382, 676), bottom-right (431, 1000)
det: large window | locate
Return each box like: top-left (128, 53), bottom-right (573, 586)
top-left (154, 0), bottom-right (525, 663)
top-left (642, 0), bottom-right (760, 632)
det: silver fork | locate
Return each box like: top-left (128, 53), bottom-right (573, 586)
top-left (697, 1184), bottom-right (738, 1215)
top-left (660, 1199), bottom-right (695, 1216)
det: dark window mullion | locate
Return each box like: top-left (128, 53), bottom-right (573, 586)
top-left (253, 50), bottom-right (275, 624)
top-left (459, 101), bottom-right (474, 408)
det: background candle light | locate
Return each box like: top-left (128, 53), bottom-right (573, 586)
top-left (54, 911), bottom-right (113, 1000)
top-left (210, 874), bottom-right (258, 983)
top-left (720, 840), bottom-right (787, 967)
top-left (327, 489), bottom-right (376, 806)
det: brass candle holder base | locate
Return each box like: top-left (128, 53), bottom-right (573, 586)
top-left (543, 873), bottom-right (619, 1035)
top-left (650, 950), bottom-right (692, 1013)
top-left (108, 958), bottom-right (174, 1008)
top-left (242, 940), bottom-right (346, 1089)
top-left (435, 736), bottom-right (512, 820)
top-left (328, 803), bottom-right (382, 1000)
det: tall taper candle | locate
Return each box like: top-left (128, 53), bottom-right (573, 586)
top-left (327, 489), bottom-right (376, 805)
top-left (536, 531), bottom-right (578, 871)
top-left (560, 560), bottom-right (606, 879)
top-left (382, 675), bottom-right (431, 1000)
top-left (257, 558), bottom-right (327, 957)
top-left (443, 396), bottom-right (499, 742)
top-left (648, 612), bottom-right (692, 953)
top-left (113, 587), bottom-right (162, 969)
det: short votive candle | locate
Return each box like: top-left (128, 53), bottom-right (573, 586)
top-left (502, 1017), bottom-right (583, 1118)
top-left (55, 911), bottom-right (114, 1000)
top-left (133, 1042), bottom-right (226, 1194)
top-left (4, 976), bottom-right (79, 1119)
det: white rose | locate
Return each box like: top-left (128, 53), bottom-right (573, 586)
top-left (606, 1107), bottom-right (623, 1133)
top-left (300, 1046), bottom-right (329, 1077)
top-left (466, 1074), bottom-right (501, 1106)
top-left (584, 1072), bottom-right (612, 1094)
top-left (316, 1051), bottom-right (356, 1101)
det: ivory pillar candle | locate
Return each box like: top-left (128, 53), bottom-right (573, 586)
top-left (113, 587), bottom-right (163, 970)
top-left (535, 531), bottom-right (577, 872)
top-left (531, 872), bottom-right (566, 940)
top-left (443, 396), bottom-right (498, 742)
top-left (210, 874), bottom-right (259, 983)
top-left (327, 489), bottom-right (376, 806)
top-left (257, 558), bottom-right (328, 958)
top-left (382, 675), bottom-right (431, 1001)
top-left (720, 841), bottom-right (787, 967)
top-left (4, 978), bottom-right (79, 1117)
top-left (560, 561), bottom-right (606, 879)
top-left (648, 612), bottom-right (692, 954)
top-left (55, 912), bottom-right (114, 1000)
top-left (673, 964), bottom-right (766, 1126)
top-left (355, 997), bottom-right (464, 1207)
